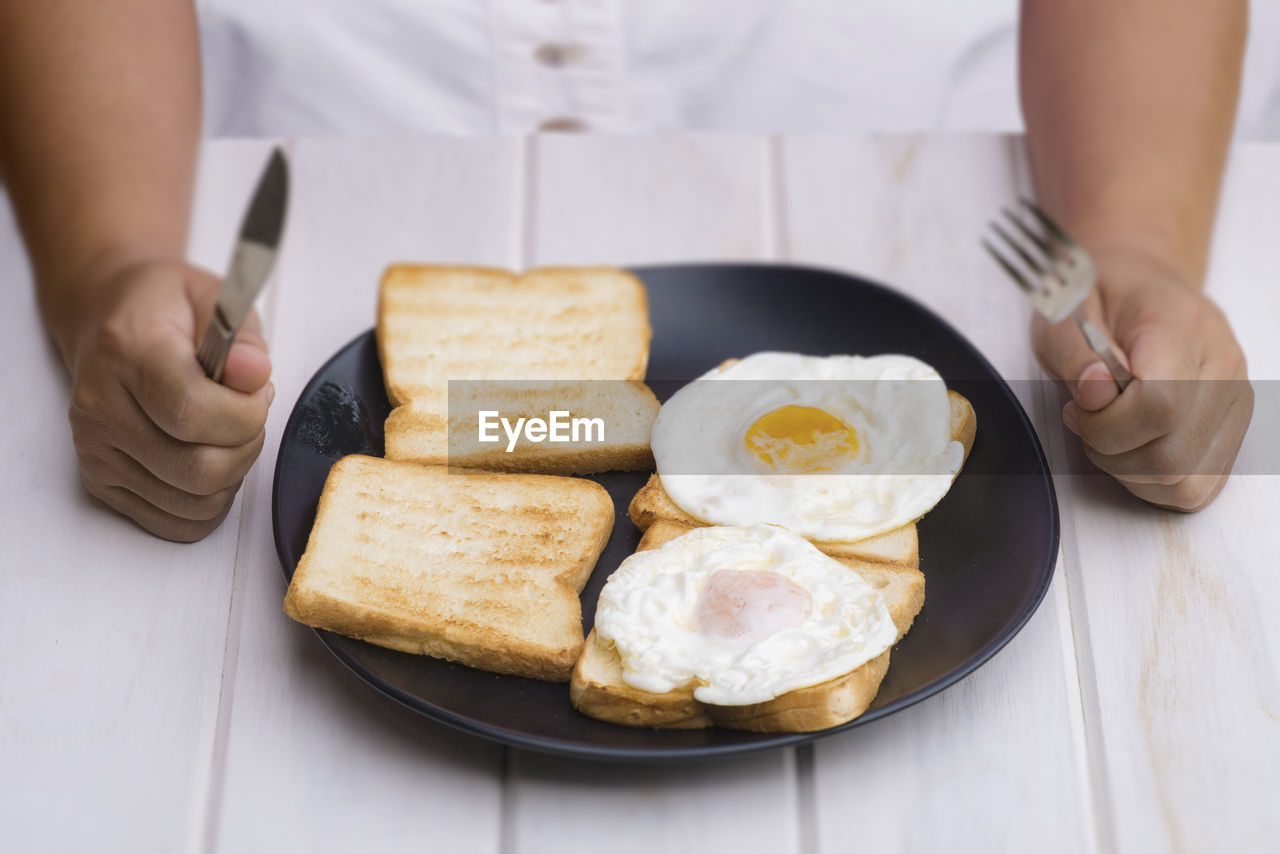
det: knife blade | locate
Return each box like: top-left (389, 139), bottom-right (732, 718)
top-left (197, 145), bottom-right (289, 383)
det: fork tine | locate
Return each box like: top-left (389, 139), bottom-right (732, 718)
top-left (982, 239), bottom-right (1036, 293)
top-left (990, 220), bottom-right (1047, 276)
top-left (1002, 207), bottom-right (1054, 258)
top-left (1018, 198), bottom-right (1076, 247)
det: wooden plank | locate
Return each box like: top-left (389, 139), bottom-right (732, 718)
top-left (776, 134), bottom-right (1035, 379)
top-left (206, 136), bottom-right (522, 853)
top-left (1046, 143), bottom-right (1280, 853)
top-left (509, 134), bottom-right (802, 854)
top-left (508, 750), bottom-right (800, 854)
top-left (781, 134), bottom-right (1095, 852)
top-left (0, 141), bottom-right (272, 853)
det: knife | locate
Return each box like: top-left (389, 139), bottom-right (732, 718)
top-left (196, 145), bottom-right (290, 383)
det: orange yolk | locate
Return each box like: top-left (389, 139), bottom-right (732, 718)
top-left (743, 405), bottom-right (859, 473)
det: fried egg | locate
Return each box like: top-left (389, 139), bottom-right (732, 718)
top-left (594, 525), bottom-right (898, 706)
top-left (650, 352), bottom-right (965, 542)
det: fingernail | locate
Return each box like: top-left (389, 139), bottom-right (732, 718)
top-left (266, 383), bottom-right (276, 406)
top-left (1075, 362), bottom-right (1119, 412)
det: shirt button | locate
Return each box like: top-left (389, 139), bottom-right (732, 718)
top-left (534, 43), bottom-right (586, 67)
top-left (538, 117), bottom-right (588, 132)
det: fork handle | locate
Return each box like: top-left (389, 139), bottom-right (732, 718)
top-left (1073, 312), bottom-right (1134, 392)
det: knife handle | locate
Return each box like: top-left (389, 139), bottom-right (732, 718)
top-left (196, 309), bottom-right (236, 384)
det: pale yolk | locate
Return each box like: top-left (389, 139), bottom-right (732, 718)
top-left (743, 405), bottom-right (859, 473)
top-left (695, 569), bottom-right (814, 648)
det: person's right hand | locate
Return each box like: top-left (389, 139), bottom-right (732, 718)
top-left (55, 258), bottom-right (273, 541)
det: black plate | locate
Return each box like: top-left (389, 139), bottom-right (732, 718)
top-left (272, 263), bottom-right (1059, 761)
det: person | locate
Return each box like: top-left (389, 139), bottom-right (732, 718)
top-left (0, 0), bottom-right (1254, 541)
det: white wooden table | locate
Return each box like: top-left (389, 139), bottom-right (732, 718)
top-left (3, 134), bottom-right (1277, 854)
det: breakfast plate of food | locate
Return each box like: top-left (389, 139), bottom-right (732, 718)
top-left (272, 262), bottom-right (1058, 760)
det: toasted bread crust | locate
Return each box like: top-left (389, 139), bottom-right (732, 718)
top-left (284, 456), bottom-right (614, 682)
top-left (570, 629), bottom-right (714, 729)
top-left (705, 650), bottom-right (891, 732)
top-left (570, 521), bottom-right (925, 731)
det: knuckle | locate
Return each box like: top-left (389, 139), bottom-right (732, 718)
top-left (155, 515), bottom-right (221, 544)
top-left (1077, 415), bottom-right (1131, 455)
top-left (67, 394), bottom-right (92, 428)
top-left (80, 475), bottom-right (116, 507)
top-left (95, 316), bottom-right (135, 363)
top-left (1141, 388), bottom-right (1181, 437)
top-left (1167, 477), bottom-right (1214, 512)
top-left (183, 450), bottom-right (227, 496)
top-left (1081, 443), bottom-right (1116, 474)
top-left (1081, 430), bottom-right (1124, 457)
top-left (226, 407), bottom-right (266, 448)
top-left (67, 379), bottom-right (111, 427)
top-left (182, 447), bottom-right (235, 496)
top-left (183, 485), bottom-right (239, 521)
top-left (1144, 437), bottom-right (1195, 480)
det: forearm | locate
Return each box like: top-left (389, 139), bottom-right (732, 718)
top-left (1019, 0), bottom-right (1246, 287)
top-left (0, 0), bottom-right (201, 362)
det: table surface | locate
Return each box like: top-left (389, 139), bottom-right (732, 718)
top-left (3, 134), bottom-right (1277, 854)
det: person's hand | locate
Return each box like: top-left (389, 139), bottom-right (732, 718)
top-left (1031, 246), bottom-right (1252, 511)
top-left (53, 258), bottom-right (273, 541)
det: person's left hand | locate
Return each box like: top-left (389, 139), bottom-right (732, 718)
top-left (1031, 246), bottom-right (1253, 510)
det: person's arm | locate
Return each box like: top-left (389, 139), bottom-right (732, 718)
top-left (1020, 0), bottom-right (1253, 510)
top-left (0, 0), bottom-right (272, 541)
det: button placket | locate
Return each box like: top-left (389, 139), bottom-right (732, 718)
top-left (491, 0), bottom-right (628, 133)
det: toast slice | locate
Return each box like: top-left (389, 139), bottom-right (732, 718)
top-left (627, 389), bottom-right (977, 563)
top-left (377, 264), bottom-right (652, 407)
top-left (378, 265), bottom-right (655, 475)
top-left (384, 380), bottom-right (659, 475)
top-left (569, 520), bottom-right (926, 732)
top-left (283, 455), bottom-right (614, 682)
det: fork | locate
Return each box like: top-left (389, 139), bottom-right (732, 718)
top-left (983, 199), bottom-right (1133, 391)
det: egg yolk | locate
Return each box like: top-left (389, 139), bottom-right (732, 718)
top-left (743, 405), bottom-right (859, 473)
top-left (695, 569), bottom-right (814, 648)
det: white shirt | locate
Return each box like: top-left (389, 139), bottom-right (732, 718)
top-left (198, 0), bottom-right (1280, 138)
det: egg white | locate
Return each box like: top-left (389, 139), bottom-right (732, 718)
top-left (650, 352), bottom-right (965, 542)
top-left (594, 525), bottom-right (898, 706)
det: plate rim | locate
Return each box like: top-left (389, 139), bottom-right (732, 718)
top-left (271, 261), bottom-right (1060, 762)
